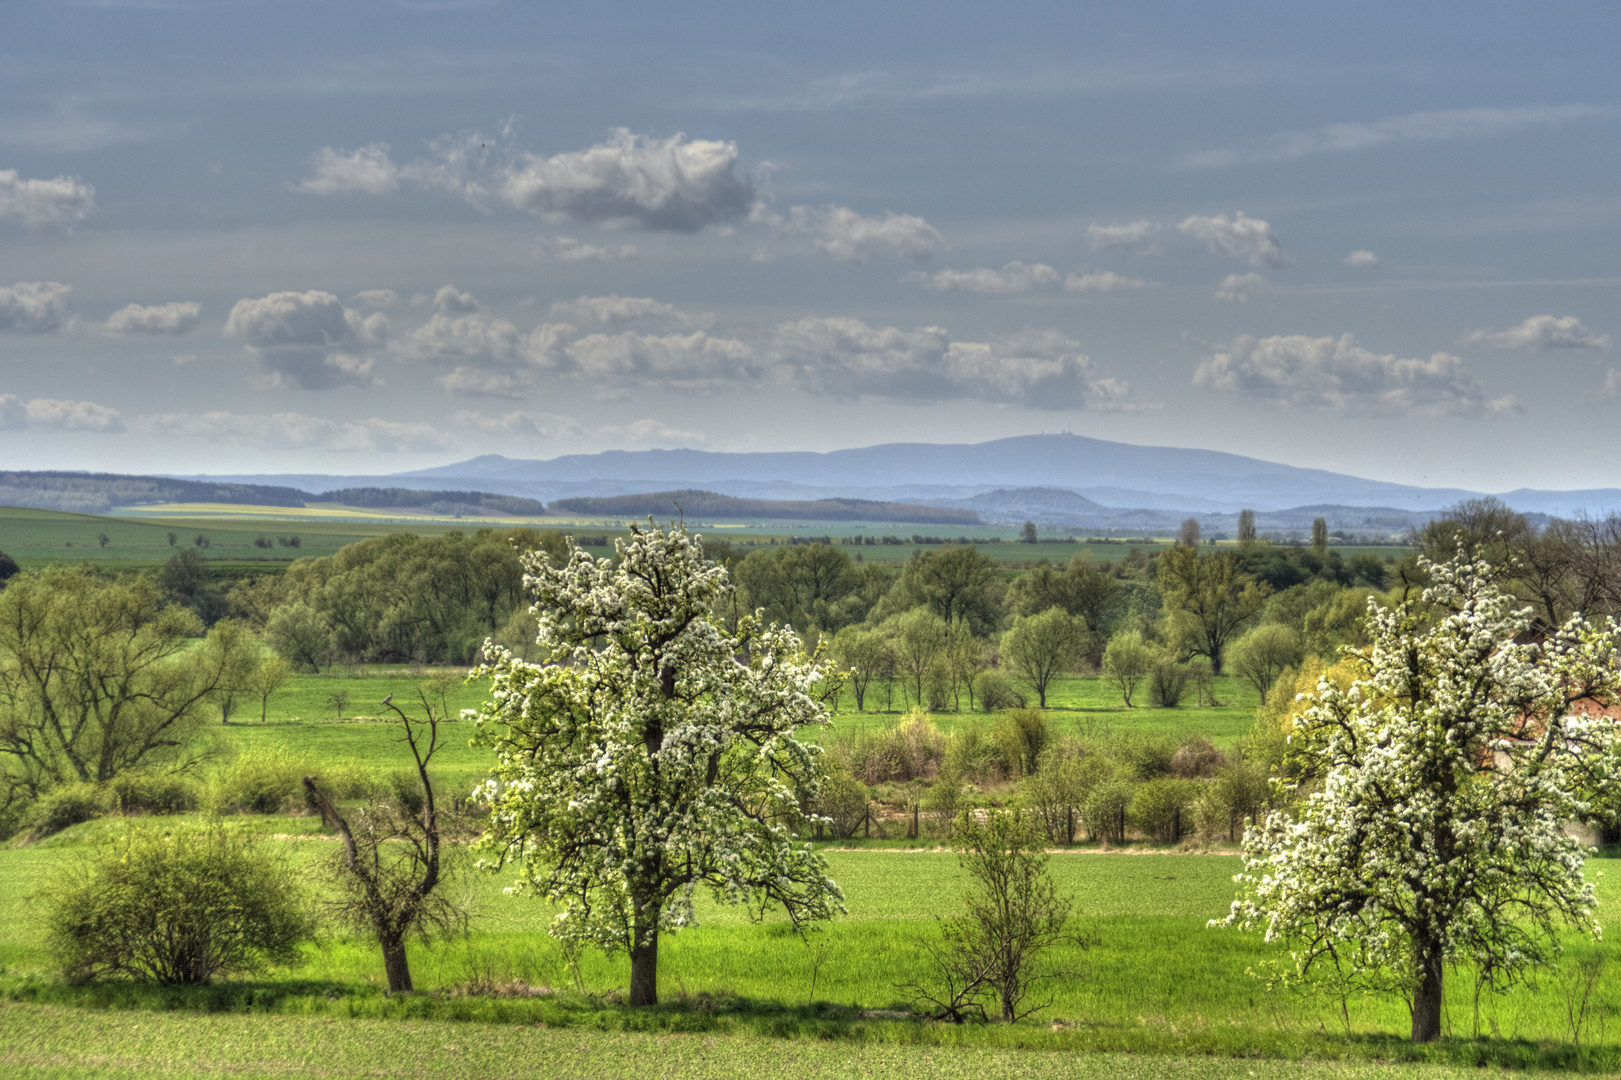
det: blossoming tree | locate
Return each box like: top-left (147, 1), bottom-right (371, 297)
top-left (473, 523), bottom-right (842, 1006)
top-left (1218, 554), bottom-right (1621, 1042)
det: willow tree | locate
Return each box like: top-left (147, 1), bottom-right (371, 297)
top-left (473, 524), bottom-right (842, 1007)
top-left (1217, 554), bottom-right (1621, 1042)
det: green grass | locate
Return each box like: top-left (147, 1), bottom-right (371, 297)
top-left (11, 1002), bottom-right (1608, 1080)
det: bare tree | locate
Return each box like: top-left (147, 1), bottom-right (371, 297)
top-left (1237, 509), bottom-right (1256, 544)
top-left (302, 690), bottom-right (464, 993)
top-left (905, 810), bottom-right (1088, 1022)
top-left (1311, 517), bottom-right (1328, 554)
top-left (1178, 518), bottom-right (1201, 547)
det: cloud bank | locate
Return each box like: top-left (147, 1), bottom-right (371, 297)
top-left (1195, 333), bottom-right (1516, 416)
top-left (0, 394), bottom-right (122, 431)
top-left (1462, 314), bottom-right (1610, 350)
top-left (224, 290), bottom-right (388, 389)
top-left (0, 282), bottom-right (72, 333)
top-left (0, 170), bottom-right (96, 230)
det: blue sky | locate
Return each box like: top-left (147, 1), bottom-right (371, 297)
top-left (1, 1), bottom-right (1618, 490)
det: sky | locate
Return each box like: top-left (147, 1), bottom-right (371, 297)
top-left (1, 0), bottom-right (1619, 492)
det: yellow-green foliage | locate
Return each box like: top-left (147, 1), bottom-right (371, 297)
top-left (208, 745), bottom-right (371, 815)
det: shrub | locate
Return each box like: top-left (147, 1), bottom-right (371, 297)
top-left (24, 783), bottom-right (104, 841)
top-left (975, 670), bottom-right (1027, 712)
top-left (1108, 733), bottom-right (1179, 780)
top-left (946, 717), bottom-right (1007, 783)
top-left (1082, 779), bottom-right (1135, 844)
top-left (1129, 777), bottom-right (1202, 843)
top-left (993, 709), bottom-right (1053, 778)
top-left (812, 765), bottom-right (871, 839)
top-left (1168, 737), bottom-right (1227, 779)
top-left (850, 710), bottom-right (946, 784)
top-left (1147, 655), bottom-right (1191, 708)
top-left (49, 821), bottom-right (312, 985)
top-left (108, 773), bottom-right (201, 815)
top-left (1020, 749), bottom-right (1086, 844)
top-left (210, 746), bottom-right (370, 814)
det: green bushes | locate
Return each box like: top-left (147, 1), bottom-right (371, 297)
top-left (207, 746), bottom-right (371, 814)
top-left (22, 783), bottom-right (103, 841)
top-left (48, 821), bottom-right (313, 985)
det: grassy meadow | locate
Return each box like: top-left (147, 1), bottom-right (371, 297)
top-left (4, 668), bottom-right (1620, 1075)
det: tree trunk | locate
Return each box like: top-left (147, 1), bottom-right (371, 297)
top-left (628, 919), bottom-right (659, 1007)
top-left (1411, 947), bottom-right (1444, 1042)
top-left (382, 936), bottom-right (413, 993)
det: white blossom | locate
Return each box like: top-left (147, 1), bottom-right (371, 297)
top-left (1216, 552), bottom-right (1621, 1040)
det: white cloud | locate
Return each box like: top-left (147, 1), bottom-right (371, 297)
top-left (1462, 314), bottom-right (1610, 351)
top-left (455, 410), bottom-right (706, 447)
top-left (548, 295), bottom-right (711, 330)
top-left (1177, 212), bottom-right (1289, 267)
top-left (553, 237), bottom-right (636, 261)
top-left (352, 289), bottom-right (399, 310)
top-left (293, 143), bottom-right (401, 195)
top-left (223, 290), bottom-right (387, 389)
top-left (1214, 273), bottom-right (1264, 303)
top-left (782, 204), bottom-right (947, 263)
top-left (499, 128), bottom-right (755, 231)
top-left (1343, 250), bottom-right (1379, 267)
top-left (137, 410), bottom-right (449, 452)
top-left (0, 281), bottom-right (72, 333)
top-left (1194, 333), bottom-right (1517, 416)
top-left (0, 394), bottom-right (122, 431)
top-left (548, 330), bottom-right (760, 394)
top-left (906, 262), bottom-right (1058, 293)
top-left (1086, 220), bottom-right (1161, 250)
top-left (0, 170), bottom-right (96, 230)
top-left (105, 301), bottom-right (201, 335)
top-left (1064, 271), bottom-right (1153, 293)
top-left (1183, 104), bottom-right (1615, 168)
top-left (766, 319), bottom-right (1134, 410)
top-left (430, 283), bottom-right (480, 313)
top-left (436, 367), bottom-right (534, 398)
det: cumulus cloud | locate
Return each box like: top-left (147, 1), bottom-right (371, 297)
top-left (1183, 104), bottom-right (1615, 168)
top-left (1177, 212), bottom-right (1289, 267)
top-left (1194, 333), bottom-right (1517, 416)
top-left (781, 204), bottom-right (947, 263)
top-left (223, 290), bottom-right (387, 389)
top-left (545, 330), bottom-right (760, 395)
top-left (352, 289), bottom-right (399, 310)
top-left (0, 281), bottom-right (72, 333)
top-left (0, 170), bottom-right (96, 230)
top-left (552, 237), bottom-right (637, 261)
top-left (766, 319), bottom-right (1133, 410)
top-left (548, 295), bottom-right (710, 330)
top-left (1086, 220), bottom-right (1161, 250)
top-left (436, 367), bottom-right (535, 398)
top-left (293, 144), bottom-right (400, 195)
top-left (1462, 314), bottom-right (1610, 351)
top-left (499, 129), bottom-right (754, 231)
top-left (1214, 273), bottom-right (1264, 303)
top-left (296, 128), bottom-right (755, 232)
top-left (906, 262), bottom-right (1058, 293)
top-left (137, 410), bottom-right (449, 452)
top-left (0, 394), bottom-right (122, 431)
top-left (1064, 271), bottom-right (1153, 293)
top-left (1343, 250), bottom-right (1379, 267)
top-left (105, 301), bottom-right (200, 335)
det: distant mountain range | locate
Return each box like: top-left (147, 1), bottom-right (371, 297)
top-left (0, 433), bottom-right (1603, 536)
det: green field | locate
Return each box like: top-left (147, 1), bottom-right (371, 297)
top-left (4, 677), bottom-right (1619, 1074)
top-left (0, 505), bottom-right (1411, 574)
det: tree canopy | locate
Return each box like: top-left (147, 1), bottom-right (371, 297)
top-left (473, 523), bottom-right (842, 1007)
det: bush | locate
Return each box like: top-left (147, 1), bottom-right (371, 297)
top-left (1082, 779), bottom-right (1135, 844)
top-left (975, 670), bottom-right (1026, 712)
top-left (210, 746), bottom-right (370, 814)
top-left (1129, 777), bottom-right (1202, 843)
top-left (847, 711), bottom-right (947, 784)
top-left (812, 766), bottom-right (871, 839)
top-left (1168, 737), bottom-right (1228, 779)
top-left (49, 821), bottom-right (313, 985)
top-left (1147, 656), bottom-right (1191, 708)
top-left (23, 783), bottom-right (104, 840)
top-left (108, 773), bottom-right (201, 815)
top-left (993, 709), bottom-right (1053, 778)
top-left (946, 717), bottom-right (1007, 783)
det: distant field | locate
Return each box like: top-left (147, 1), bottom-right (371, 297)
top-left (1, 504), bottom-right (1410, 571)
